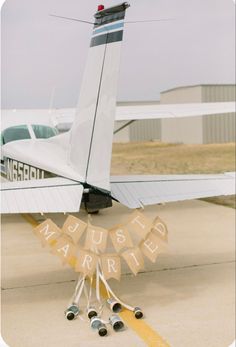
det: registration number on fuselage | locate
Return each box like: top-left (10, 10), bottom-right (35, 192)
top-left (4, 158), bottom-right (45, 181)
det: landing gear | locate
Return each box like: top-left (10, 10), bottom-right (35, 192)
top-left (82, 190), bottom-right (112, 214)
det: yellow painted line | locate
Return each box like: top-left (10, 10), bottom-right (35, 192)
top-left (21, 213), bottom-right (39, 227)
top-left (98, 281), bottom-right (171, 347)
top-left (23, 214), bottom-right (171, 347)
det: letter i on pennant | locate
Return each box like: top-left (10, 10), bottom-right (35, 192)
top-left (122, 247), bottom-right (144, 275)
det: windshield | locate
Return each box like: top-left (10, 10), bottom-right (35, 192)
top-left (32, 124), bottom-right (58, 139)
top-left (1, 125), bottom-right (31, 145)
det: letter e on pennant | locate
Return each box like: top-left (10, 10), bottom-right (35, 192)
top-left (140, 232), bottom-right (166, 263)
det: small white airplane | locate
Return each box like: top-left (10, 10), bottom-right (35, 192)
top-left (1, 2), bottom-right (235, 214)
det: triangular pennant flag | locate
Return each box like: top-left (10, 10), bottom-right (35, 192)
top-left (33, 219), bottom-right (61, 247)
top-left (125, 210), bottom-right (152, 239)
top-left (122, 247), bottom-right (144, 275)
top-left (140, 232), bottom-right (166, 263)
top-left (62, 215), bottom-right (87, 244)
top-left (151, 216), bottom-right (168, 242)
top-left (75, 249), bottom-right (98, 276)
top-left (84, 224), bottom-right (108, 253)
top-left (109, 224), bottom-right (133, 253)
top-left (100, 254), bottom-right (121, 281)
top-left (51, 235), bottom-right (78, 266)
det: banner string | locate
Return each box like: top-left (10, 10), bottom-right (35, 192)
top-left (74, 276), bottom-right (85, 304)
top-left (68, 274), bottom-right (83, 305)
top-left (99, 270), bottom-right (135, 312)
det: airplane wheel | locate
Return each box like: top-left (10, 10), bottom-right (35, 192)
top-left (90, 210), bottom-right (99, 215)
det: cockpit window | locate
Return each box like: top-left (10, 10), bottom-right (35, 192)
top-left (32, 125), bottom-right (58, 139)
top-left (1, 125), bottom-right (31, 145)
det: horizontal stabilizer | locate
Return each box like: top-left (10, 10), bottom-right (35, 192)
top-left (111, 172), bottom-right (235, 208)
top-left (1, 177), bottom-right (83, 214)
top-left (116, 102), bottom-right (235, 121)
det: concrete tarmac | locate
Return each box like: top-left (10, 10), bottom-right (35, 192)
top-left (1, 200), bottom-right (235, 347)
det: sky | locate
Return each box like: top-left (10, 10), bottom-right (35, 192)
top-left (1, 0), bottom-right (235, 109)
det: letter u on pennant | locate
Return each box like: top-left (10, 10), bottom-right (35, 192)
top-left (84, 225), bottom-right (108, 253)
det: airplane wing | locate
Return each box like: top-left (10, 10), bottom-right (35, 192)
top-left (110, 172), bottom-right (235, 208)
top-left (115, 102), bottom-right (235, 121)
top-left (1, 177), bottom-right (83, 214)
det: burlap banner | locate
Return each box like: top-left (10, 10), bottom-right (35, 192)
top-left (33, 211), bottom-right (168, 278)
top-left (62, 215), bottom-right (87, 244)
top-left (33, 219), bottom-right (61, 247)
top-left (109, 224), bottom-right (133, 253)
top-left (122, 247), bottom-right (144, 275)
top-left (140, 232), bottom-right (166, 263)
top-left (84, 223), bottom-right (108, 253)
top-left (100, 254), bottom-right (121, 281)
top-left (151, 216), bottom-right (168, 243)
top-left (126, 210), bottom-right (153, 239)
top-left (75, 249), bottom-right (98, 277)
top-left (51, 235), bottom-right (77, 265)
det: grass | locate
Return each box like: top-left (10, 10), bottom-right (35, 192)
top-left (111, 142), bottom-right (235, 208)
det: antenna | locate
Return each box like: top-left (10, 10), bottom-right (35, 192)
top-left (49, 14), bottom-right (95, 25)
top-left (50, 14), bottom-right (174, 26)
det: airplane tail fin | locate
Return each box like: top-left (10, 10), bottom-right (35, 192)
top-left (68, 3), bottom-right (130, 191)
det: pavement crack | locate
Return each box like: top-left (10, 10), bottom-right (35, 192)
top-left (1, 260), bottom-right (235, 292)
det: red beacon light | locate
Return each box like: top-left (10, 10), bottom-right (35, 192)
top-left (97, 4), bottom-right (105, 11)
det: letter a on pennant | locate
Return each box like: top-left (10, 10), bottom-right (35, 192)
top-left (122, 248), bottom-right (144, 275)
top-left (126, 210), bottom-right (152, 240)
top-left (62, 215), bottom-right (87, 244)
top-left (76, 250), bottom-right (98, 276)
top-left (84, 224), bottom-right (108, 253)
top-left (33, 219), bottom-right (61, 247)
top-left (51, 235), bottom-right (77, 266)
top-left (100, 254), bottom-right (121, 281)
